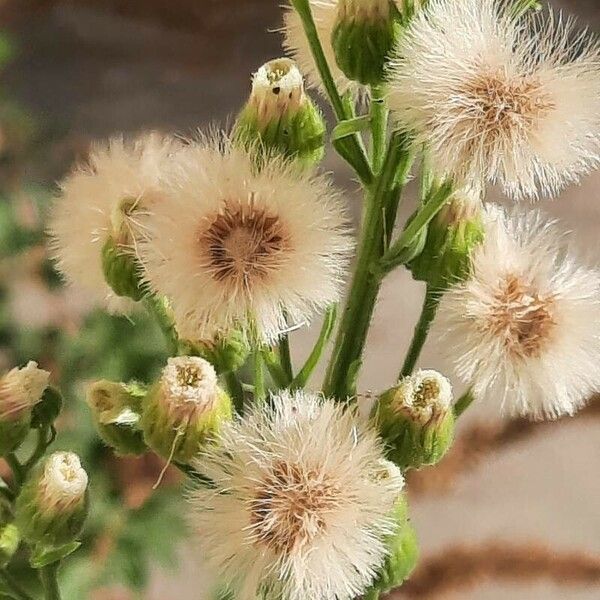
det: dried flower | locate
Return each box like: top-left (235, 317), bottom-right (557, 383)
top-left (435, 205), bottom-right (600, 419)
top-left (141, 357), bottom-right (232, 464)
top-left (189, 390), bottom-right (404, 600)
top-left (139, 134), bottom-right (351, 342)
top-left (387, 0), bottom-right (600, 198)
top-left (49, 133), bottom-right (183, 310)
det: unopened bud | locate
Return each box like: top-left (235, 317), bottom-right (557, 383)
top-left (0, 362), bottom-right (50, 456)
top-left (374, 369), bottom-right (454, 470)
top-left (332, 0), bottom-right (400, 85)
top-left (141, 357), bottom-right (233, 464)
top-left (101, 236), bottom-right (144, 301)
top-left (408, 186), bottom-right (484, 291)
top-left (87, 380), bottom-right (147, 456)
top-left (16, 452), bottom-right (89, 548)
top-left (184, 330), bottom-right (251, 374)
top-left (234, 58), bottom-right (325, 167)
top-left (0, 523), bottom-right (20, 567)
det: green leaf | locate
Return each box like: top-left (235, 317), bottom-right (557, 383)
top-left (331, 115), bottom-right (371, 141)
top-left (30, 542), bottom-right (81, 568)
top-left (31, 387), bottom-right (63, 428)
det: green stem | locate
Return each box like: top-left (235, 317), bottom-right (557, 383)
top-left (224, 371), bottom-right (245, 414)
top-left (454, 388), bottom-right (475, 418)
top-left (25, 426), bottom-right (50, 471)
top-left (0, 569), bottom-right (35, 600)
top-left (253, 351), bottom-right (266, 403)
top-left (400, 285), bottom-right (441, 378)
top-left (278, 334), bottom-right (294, 383)
top-left (324, 133), bottom-right (407, 400)
top-left (290, 0), bottom-right (372, 185)
top-left (40, 563), bottom-right (61, 600)
top-left (5, 454), bottom-right (24, 489)
top-left (263, 351), bottom-right (291, 389)
top-left (370, 85), bottom-right (388, 174)
top-left (144, 297), bottom-right (179, 356)
top-left (380, 181), bottom-right (453, 274)
top-left (0, 485), bottom-right (14, 503)
top-left (291, 305), bottom-right (337, 389)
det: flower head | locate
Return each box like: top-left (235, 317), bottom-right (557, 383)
top-left (39, 452), bottom-right (88, 514)
top-left (435, 205), bottom-right (600, 419)
top-left (49, 133), bottom-right (183, 310)
top-left (0, 361), bottom-right (49, 422)
top-left (139, 134), bottom-right (351, 342)
top-left (190, 390), bottom-right (404, 600)
top-left (282, 0), bottom-right (410, 97)
top-left (387, 0), bottom-right (600, 198)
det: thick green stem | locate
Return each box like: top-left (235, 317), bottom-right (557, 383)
top-left (324, 133), bottom-right (407, 400)
top-left (370, 85), bottom-right (388, 173)
top-left (278, 334), bottom-right (294, 383)
top-left (290, 0), bottom-right (372, 185)
top-left (40, 563), bottom-right (61, 600)
top-left (0, 569), bottom-right (34, 600)
top-left (400, 286), bottom-right (441, 378)
top-left (144, 297), bottom-right (179, 356)
top-left (253, 351), bottom-right (266, 403)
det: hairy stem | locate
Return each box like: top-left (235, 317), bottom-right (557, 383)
top-left (0, 569), bottom-right (34, 600)
top-left (370, 85), bottom-right (388, 173)
top-left (40, 563), bottom-right (61, 600)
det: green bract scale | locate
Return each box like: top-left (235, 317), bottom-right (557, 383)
top-left (332, 0), bottom-right (400, 86)
top-left (233, 58), bottom-right (325, 167)
top-left (0, 362), bottom-right (49, 457)
top-left (373, 369), bottom-right (455, 470)
top-left (87, 380), bottom-right (147, 456)
top-left (408, 188), bottom-right (485, 291)
top-left (15, 452), bottom-right (89, 548)
top-left (141, 356), bottom-right (233, 464)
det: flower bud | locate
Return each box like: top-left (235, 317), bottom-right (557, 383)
top-left (371, 494), bottom-right (419, 594)
top-left (374, 369), bottom-right (454, 470)
top-left (101, 236), bottom-right (144, 302)
top-left (0, 523), bottom-right (20, 567)
top-left (15, 452), bottom-right (89, 548)
top-left (408, 187), bottom-right (485, 292)
top-left (0, 362), bottom-right (50, 456)
top-left (183, 330), bottom-right (251, 374)
top-left (332, 0), bottom-right (400, 86)
top-left (141, 357), bottom-right (233, 464)
top-left (233, 58), bottom-right (325, 167)
top-left (87, 380), bottom-right (147, 456)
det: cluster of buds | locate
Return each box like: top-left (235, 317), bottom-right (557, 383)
top-left (373, 369), bottom-right (455, 470)
top-left (332, 0), bottom-right (401, 85)
top-left (140, 357), bottom-right (233, 464)
top-left (0, 362), bottom-right (50, 456)
top-left (234, 58), bottom-right (326, 167)
top-left (15, 452), bottom-right (89, 549)
top-left (87, 380), bottom-right (147, 456)
top-left (181, 330), bottom-right (250, 375)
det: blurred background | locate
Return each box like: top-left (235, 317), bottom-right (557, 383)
top-left (0, 1), bottom-right (599, 599)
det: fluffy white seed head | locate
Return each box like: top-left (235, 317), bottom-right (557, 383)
top-left (158, 357), bottom-right (219, 419)
top-left (0, 361), bottom-right (49, 422)
top-left (387, 0), bottom-right (600, 199)
top-left (392, 369), bottom-right (453, 424)
top-left (48, 133), bottom-right (183, 311)
top-left (435, 205), bottom-right (600, 419)
top-left (39, 452), bottom-right (88, 513)
top-left (138, 134), bottom-right (352, 342)
top-left (189, 390), bottom-right (404, 600)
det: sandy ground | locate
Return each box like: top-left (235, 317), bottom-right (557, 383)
top-left (3, 2), bottom-right (600, 598)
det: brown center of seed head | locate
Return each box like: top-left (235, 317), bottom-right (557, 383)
top-left (198, 199), bottom-right (289, 289)
top-left (413, 378), bottom-right (440, 408)
top-left (462, 71), bottom-right (555, 140)
top-left (176, 364), bottom-right (202, 387)
top-left (250, 461), bottom-right (341, 554)
top-left (485, 274), bottom-right (556, 359)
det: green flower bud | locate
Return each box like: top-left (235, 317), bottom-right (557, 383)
top-left (141, 357), bottom-right (233, 464)
top-left (0, 523), bottom-right (20, 567)
top-left (233, 58), bottom-right (325, 167)
top-left (371, 495), bottom-right (419, 593)
top-left (408, 187), bottom-right (485, 291)
top-left (0, 362), bottom-right (50, 456)
top-left (101, 236), bottom-right (144, 301)
top-left (332, 0), bottom-right (400, 86)
top-left (87, 380), bottom-right (147, 456)
top-left (15, 452), bottom-right (89, 548)
top-left (374, 369), bottom-right (455, 470)
top-left (183, 330), bottom-right (251, 374)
